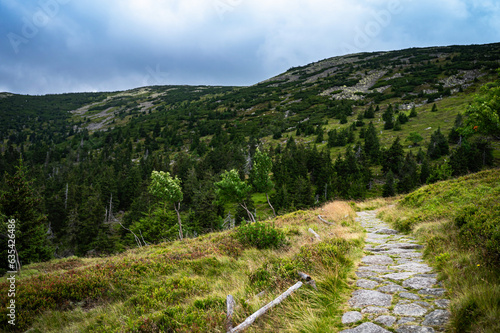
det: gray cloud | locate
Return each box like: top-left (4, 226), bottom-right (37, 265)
top-left (0, 0), bottom-right (498, 95)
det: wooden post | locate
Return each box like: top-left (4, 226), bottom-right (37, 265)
top-left (226, 295), bottom-right (235, 331)
top-left (229, 282), bottom-right (303, 333)
top-left (308, 228), bottom-right (321, 241)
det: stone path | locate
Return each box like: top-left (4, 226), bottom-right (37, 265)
top-left (340, 210), bottom-right (450, 333)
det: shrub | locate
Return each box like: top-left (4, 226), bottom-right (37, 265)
top-left (236, 222), bottom-right (287, 249)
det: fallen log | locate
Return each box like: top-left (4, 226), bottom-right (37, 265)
top-left (229, 281), bottom-right (303, 333)
top-left (297, 271), bottom-right (318, 290)
top-left (226, 295), bottom-right (235, 331)
top-left (308, 228), bottom-right (321, 240)
top-left (318, 215), bottom-right (334, 225)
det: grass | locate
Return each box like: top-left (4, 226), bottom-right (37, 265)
top-left (0, 201), bottom-right (363, 332)
top-left (373, 168), bottom-right (500, 333)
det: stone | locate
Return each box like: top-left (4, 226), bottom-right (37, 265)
top-left (397, 317), bottom-right (417, 325)
top-left (418, 288), bottom-right (446, 297)
top-left (361, 306), bottom-right (389, 314)
top-left (393, 303), bottom-right (428, 317)
top-left (416, 301), bottom-right (431, 308)
top-left (349, 290), bottom-right (393, 308)
top-left (359, 265), bottom-right (394, 273)
top-left (392, 263), bottom-right (433, 273)
top-left (375, 228), bottom-right (399, 234)
top-left (403, 277), bottom-right (437, 289)
top-left (342, 311), bottom-right (363, 324)
top-left (396, 326), bottom-right (435, 333)
top-left (374, 315), bottom-right (396, 327)
top-left (357, 279), bottom-right (379, 289)
top-left (340, 322), bottom-right (392, 333)
top-left (434, 299), bottom-right (450, 308)
top-left (362, 255), bottom-right (394, 265)
top-left (415, 274), bottom-right (438, 278)
top-left (399, 292), bottom-right (420, 300)
top-left (422, 309), bottom-right (450, 326)
top-left (378, 284), bottom-right (406, 294)
top-left (356, 271), bottom-right (377, 278)
top-left (383, 272), bottom-right (415, 280)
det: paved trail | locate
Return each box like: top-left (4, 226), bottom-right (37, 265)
top-left (340, 210), bottom-right (450, 333)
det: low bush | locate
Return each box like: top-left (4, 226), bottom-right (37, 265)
top-left (236, 221), bottom-right (287, 249)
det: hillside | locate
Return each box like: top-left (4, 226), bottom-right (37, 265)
top-left (0, 43), bottom-right (500, 278)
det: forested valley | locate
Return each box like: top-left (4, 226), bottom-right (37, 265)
top-left (1, 43), bottom-right (499, 273)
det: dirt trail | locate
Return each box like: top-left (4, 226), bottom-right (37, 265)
top-left (340, 210), bottom-right (450, 333)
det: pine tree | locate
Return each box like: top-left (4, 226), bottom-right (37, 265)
top-left (382, 137), bottom-right (405, 175)
top-left (382, 170), bottom-right (395, 197)
top-left (0, 160), bottom-right (52, 270)
top-left (409, 105), bottom-right (418, 117)
top-left (431, 103), bottom-right (438, 112)
top-left (427, 128), bottom-right (449, 159)
top-left (364, 105), bottom-right (375, 118)
top-left (383, 104), bottom-right (394, 130)
top-left (364, 122), bottom-right (381, 164)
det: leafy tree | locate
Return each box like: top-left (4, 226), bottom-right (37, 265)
top-left (406, 132), bottom-right (424, 146)
top-left (148, 170), bottom-right (184, 240)
top-left (249, 148), bottom-right (276, 217)
top-left (215, 169), bottom-right (255, 222)
top-left (0, 160), bottom-right (52, 271)
top-left (462, 71), bottom-right (500, 139)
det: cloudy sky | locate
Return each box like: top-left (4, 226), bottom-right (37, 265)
top-left (1, 0), bottom-right (499, 95)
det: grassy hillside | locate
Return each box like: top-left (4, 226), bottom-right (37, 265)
top-left (0, 202), bottom-right (364, 332)
top-left (370, 169), bottom-right (500, 332)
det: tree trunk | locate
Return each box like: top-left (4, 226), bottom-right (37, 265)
top-left (174, 202), bottom-right (184, 240)
top-left (266, 192), bottom-right (276, 218)
top-left (240, 202), bottom-right (256, 222)
top-left (229, 281), bottom-right (303, 333)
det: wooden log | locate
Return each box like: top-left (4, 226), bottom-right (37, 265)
top-left (226, 295), bottom-right (235, 331)
top-left (318, 215), bottom-right (335, 225)
top-left (230, 281), bottom-right (303, 333)
top-left (298, 271), bottom-right (318, 290)
top-left (308, 228), bottom-right (321, 240)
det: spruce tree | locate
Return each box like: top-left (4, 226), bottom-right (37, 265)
top-left (364, 122), bottom-right (381, 164)
top-left (0, 160), bottom-right (52, 270)
top-left (382, 170), bottom-right (395, 197)
top-left (383, 104), bottom-right (394, 130)
top-left (409, 105), bottom-right (418, 117)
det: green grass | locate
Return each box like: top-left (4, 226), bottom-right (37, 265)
top-left (376, 168), bottom-right (500, 333)
top-left (0, 202), bottom-right (363, 332)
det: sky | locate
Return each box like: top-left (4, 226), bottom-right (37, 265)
top-left (0, 0), bottom-right (499, 95)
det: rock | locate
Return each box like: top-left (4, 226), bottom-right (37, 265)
top-left (375, 315), bottom-right (396, 327)
top-left (415, 274), bottom-right (438, 278)
top-left (396, 326), bottom-right (435, 333)
top-left (403, 277), bottom-right (437, 289)
top-left (392, 263), bottom-right (433, 273)
top-left (399, 292), bottom-right (420, 300)
top-left (356, 271), bottom-right (378, 278)
top-left (397, 317), bottom-right (417, 325)
top-left (418, 288), bottom-right (446, 297)
top-left (340, 322), bottom-right (392, 333)
top-left (393, 303), bottom-right (428, 317)
top-left (434, 299), bottom-right (450, 308)
top-left (422, 310), bottom-right (450, 326)
top-left (361, 306), bottom-right (389, 314)
top-left (416, 301), bottom-right (431, 308)
top-left (357, 279), bottom-right (379, 289)
top-left (378, 284), bottom-right (406, 294)
top-left (375, 228), bottom-right (399, 234)
top-left (359, 265), bottom-right (394, 273)
top-left (342, 311), bottom-right (363, 324)
top-left (383, 272), bottom-right (415, 280)
top-left (362, 255), bottom-right (394, 265)
top-left (349, 290), bottom-right (393, 308)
